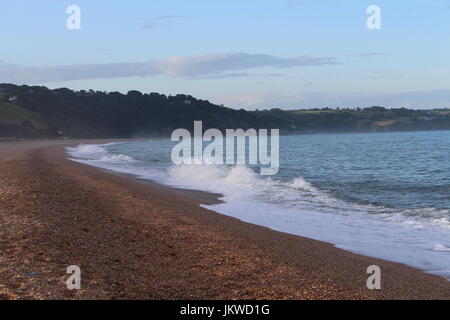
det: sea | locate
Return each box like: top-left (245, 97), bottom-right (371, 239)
top-left (67, 130), bottom-right (450, 279)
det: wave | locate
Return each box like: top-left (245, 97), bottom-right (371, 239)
top-left (67, 143), bottom-right (136, 163)
top-left (66, 142), bottom-right (450, 279)
top-left (163, 163), bottom-right (450, 279)
top-left (290, 177), bottom-right (317, 193)
top-left (66, 143), bottom-right (165, 182)
top-left (68, 144), bottom-right (450, 228)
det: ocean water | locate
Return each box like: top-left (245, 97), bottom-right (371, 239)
top-left (67, 131), bottom-right (450, 279)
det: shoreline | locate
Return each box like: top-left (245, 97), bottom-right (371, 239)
top-left (109, 172), bottom-right (224, 206)
top-left (1, 140), bottom-right (450, 299)
top-left (68, 141), bottom-right (450, 281)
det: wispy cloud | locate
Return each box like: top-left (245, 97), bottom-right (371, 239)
top-left (357, 52), bottom-right (384, 57)
top-left (141, 15), bottom-right (184, 30)
top-left (191, 72), bottom-right (287, 80)
top-left (191, 73), bottom-right (251, 80)
top-left (0, 53), bottom-right (339, 84)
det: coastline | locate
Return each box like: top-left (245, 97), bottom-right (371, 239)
top-left (0, 140), bottom-right (450, 299)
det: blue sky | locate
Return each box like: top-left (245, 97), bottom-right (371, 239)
top-left (0, 0), bottom-right (449, 109)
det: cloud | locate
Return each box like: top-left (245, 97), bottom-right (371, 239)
top-left (191, 72), bottom-right (287, 80)
top-left (357, 52), bottom-right (384, 57)
top-left (191, 73), bottom-right (251, 80)
top-left (153, 53), bottom-right (338, 77)
top-left (141, 15), bottom-right (184, 30)
top-left (0, 53), bottom-right (339, 84)
top-left (217, 90), bottom-right (450, 110)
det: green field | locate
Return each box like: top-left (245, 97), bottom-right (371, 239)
top-left (0, 102), bottom-right (47, 129)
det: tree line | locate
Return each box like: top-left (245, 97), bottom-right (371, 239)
top-left (1, 83), bottom-right (449, 139)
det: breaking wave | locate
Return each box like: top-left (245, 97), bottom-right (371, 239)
top-left (66, 142), bottom-right (450, 279)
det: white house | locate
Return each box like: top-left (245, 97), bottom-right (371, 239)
top-left (8, 96), bottom-right (18, 103)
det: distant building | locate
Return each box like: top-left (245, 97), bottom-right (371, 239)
top-left (418, 116), bottom-right (435, 121)
top-left (8, 96), bottom-right (18, 103)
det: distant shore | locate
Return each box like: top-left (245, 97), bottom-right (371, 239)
top-left (0, 140), bottom-right (450, 299)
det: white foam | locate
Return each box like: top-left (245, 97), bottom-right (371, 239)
top-left (73, 144), bottom-right (107, 155)
top-left (99, 154), bottom-right (137, 164)
top-left (68, 143), bottom-right (134, 163)
top-left (67, 143), bottom-right (166, 182)
top-left (434, 244), bottom-right (450, 252)
top-left (291, 177), bottom-right (316, 192)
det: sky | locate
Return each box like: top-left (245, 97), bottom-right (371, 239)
top-left (0, 0), bottom-right (449, 109)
